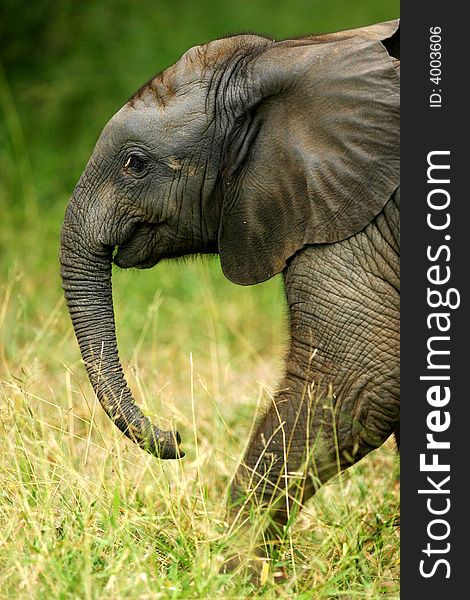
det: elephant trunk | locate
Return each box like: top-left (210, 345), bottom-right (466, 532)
top-left (59, 194), bottom-right (183, 459)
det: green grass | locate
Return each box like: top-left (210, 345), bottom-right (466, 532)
top-left (0, 235), bottom-right (400, 598)
top-left (0, 264), bottom-right (400, 598)
top-left (1, 1), bottom-right (399, 597)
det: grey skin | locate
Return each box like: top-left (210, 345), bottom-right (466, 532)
top-left (60, 20), bottom-right (400, 534)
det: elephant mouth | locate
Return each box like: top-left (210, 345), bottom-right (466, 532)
top-left (113, 223), bottom-right (160, 269)
top-left (113, 222), bottom-right (200, 269)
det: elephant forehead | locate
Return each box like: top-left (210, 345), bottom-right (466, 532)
top-left (110, 103), bottom-right (163, 137)
top-left (95, 95), bottom-right (209, 156)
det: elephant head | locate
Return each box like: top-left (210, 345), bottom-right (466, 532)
top-left (60, 21), bottom-right (399, 461)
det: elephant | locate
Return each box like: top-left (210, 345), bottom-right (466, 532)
top-left (60, 19), bottom-right (400, 551)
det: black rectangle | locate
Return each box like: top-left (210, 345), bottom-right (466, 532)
top-left (401, 5), bottom-right (467, 597)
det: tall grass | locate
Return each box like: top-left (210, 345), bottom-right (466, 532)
top-left (1, 2), bottom-right (399, 597)
top-left (0, 256), bottom-right (399, 598)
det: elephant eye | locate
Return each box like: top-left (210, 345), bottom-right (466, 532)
top-left (123, 154), bottom-right (146, 175)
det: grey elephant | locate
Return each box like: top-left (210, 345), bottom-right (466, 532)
top-left (60, 19), bottom-right (400, 544)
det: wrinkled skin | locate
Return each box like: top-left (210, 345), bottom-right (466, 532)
top-left (60, 20), bottom-right (400, 553)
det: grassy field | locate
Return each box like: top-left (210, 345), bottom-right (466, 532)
top-left (1, 1), bottom-right (399, 597)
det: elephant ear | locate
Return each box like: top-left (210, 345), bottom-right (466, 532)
top-left (218, 23), bottom-right (400, 285)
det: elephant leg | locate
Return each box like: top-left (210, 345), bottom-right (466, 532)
top-left (226, 383), bottom-right (398, 585)
top-left (229, 379), bottom-right (394, 540)
top-left (229, 232), bottom-right (399, 553)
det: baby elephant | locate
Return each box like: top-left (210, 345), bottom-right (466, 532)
top-left (60, 20), bottom-right (400, 549)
